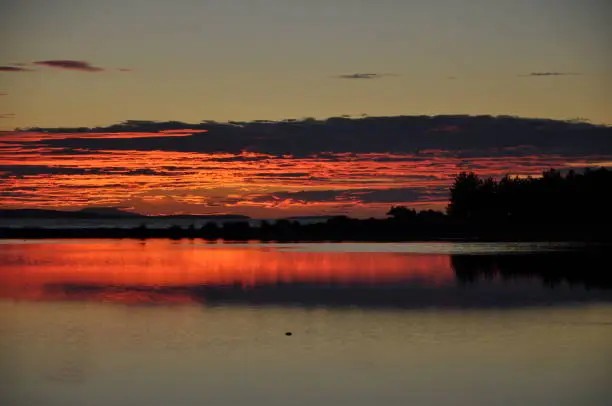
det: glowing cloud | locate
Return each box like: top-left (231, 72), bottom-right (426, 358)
top-left (1, 116), bottom-right (610, 217)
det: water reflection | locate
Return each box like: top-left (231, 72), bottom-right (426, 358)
top-left (3, 240), bottom-right (611, 406)
top-left (0, 240), bottom-right (610, 308)
top-left (452, 252), bottom-right (612, 289)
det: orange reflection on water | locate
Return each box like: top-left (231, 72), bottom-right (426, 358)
top-left (0, 240), bottom-right (454, 304)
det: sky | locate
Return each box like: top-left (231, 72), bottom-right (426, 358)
top-left (0, 0), bottom-right (611, 217)
top-left (1, 0), bottom-right (611, 127)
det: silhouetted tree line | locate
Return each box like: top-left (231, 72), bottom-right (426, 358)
top-left (0, 215), bottom-right (455, 241)
top-left (447, 167), bottom-right (612, 227)
top-left (1, 167), bottom-right (611, 241)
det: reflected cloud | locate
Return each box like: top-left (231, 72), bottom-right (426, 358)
top-left (0, 241), bottom-right (454, 305)
top-left (0, 241), bottom-right (608, 308)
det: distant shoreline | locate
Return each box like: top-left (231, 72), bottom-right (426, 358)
top-left (0, 208), bottom-right (251, 220)
top-left (3, 167), bottom-right (610, 242)
top-left (0, 225), bottom-right (609, 242)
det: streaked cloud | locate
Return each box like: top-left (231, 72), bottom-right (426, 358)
top-left (0, 66), bottom-right (32, 72)
top-left (335, 73), bottom-right (397, 79)
top-left (33, 60), bottom-right (105, 72)
top-left (519, 72), bottom-right (583, 77)
top-left (1, 61), bottom-right (132, 73)
top-left (1, 115), bottom-right (610, 216)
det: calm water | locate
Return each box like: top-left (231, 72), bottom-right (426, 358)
top-left (1, 240), bottom-right (611, 406)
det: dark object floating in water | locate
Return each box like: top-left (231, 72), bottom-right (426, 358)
top-left (285, 332), bottom-right (292, 336)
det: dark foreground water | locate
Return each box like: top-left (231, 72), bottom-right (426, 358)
top-left (1, 240), bottom-right (611, 406)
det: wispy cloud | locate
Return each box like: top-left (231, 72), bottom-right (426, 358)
top-left (33, 60), bottom-right (105, 72)
top-left (2, 60), bottom-right (132, 74)
top-left (0, 92), bottom-right (7, 96)
top-left (0, 113), bottom-right (16, 119)
top-left (519, 72), bottom-right (583, 77)
top-left (0, 66), bottom-right (33, 72)
top-left (335, 73), bottom-right (397, 80)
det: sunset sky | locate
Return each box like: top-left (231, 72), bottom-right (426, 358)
top-left (1, 0), bottom-right (611, 217)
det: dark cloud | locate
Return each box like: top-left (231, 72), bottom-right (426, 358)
top-left (255, 190), bottom-right (341, 202)
top-left (33, 60), bottom-right (105, 72)
top-left (252, 172), bottom-right (310, 178)
top-left (520, 72), bottom-right (583, 77)
top-left (45, 148), bottom-right (112, 155)
top-left (3, 186), bottom-right (42, 192)
top-left (0, 113), bottom-right (16, 119)
top-left (335, 73), bottom-right (397, 79)
top-left (0, 92), bottom-right (7, 96)
top-left (2, 61), bottom-right (130, 73)
top-left (21, 115), bottom-right (612, 158)
top-left (0, 191), bottom-right (35, 197)
top-left (352, 187), bottom-right (446, 203)
top-left (61, 183), bottom-right (129, 189)
top-left (252, 188), bottom-right (437, 204)
top-left (0, 66), bottom-right (32, 72)
top-left (210, 155), bottom-right (272, 162)
top-left (0, 165), bottom-right (190, 178)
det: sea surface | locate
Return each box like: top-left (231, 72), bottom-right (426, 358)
top-left (1, 240), bottom-right (611, 406)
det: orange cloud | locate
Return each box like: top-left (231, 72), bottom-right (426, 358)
top-left (2, 116), bottom-right (611, 217)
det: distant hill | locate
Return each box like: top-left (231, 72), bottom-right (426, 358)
top-left (0, 208), bottom-right (250, 220)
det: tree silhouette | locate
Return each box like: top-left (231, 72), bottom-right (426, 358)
top-left (387, 206), bottom-right (417, 221)
top-left (447, 167), bottom-right (612, 227)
